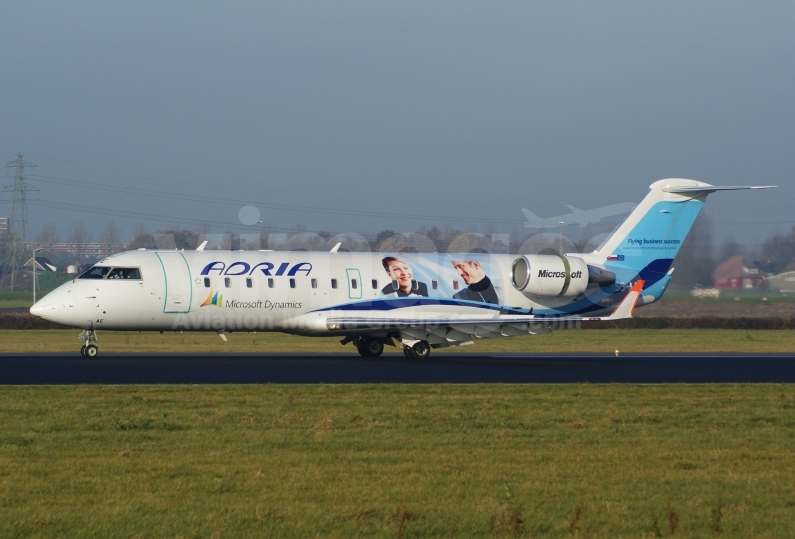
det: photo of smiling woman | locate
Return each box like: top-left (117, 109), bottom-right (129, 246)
top-left (380, 256), bottom-right (429, 297)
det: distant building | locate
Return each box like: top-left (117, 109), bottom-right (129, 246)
top-left (712, 255), bottom-right (766, 289)
top-left (0, 217), bottom-right (7, 231)
top-left (24, 256), bottom-right (58, 272)
top-left (766, 271), bottom-right (795, 293)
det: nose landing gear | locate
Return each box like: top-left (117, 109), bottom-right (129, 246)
top-left (79, 329), bottom-right (99, 358)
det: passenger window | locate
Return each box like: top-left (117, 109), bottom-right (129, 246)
top-left (204, 278), bottom-right (210, 288)
top-left (268, 278), bottom-right (274, 288)
top-left (224, 277), bottom-right (231, 288)
top-left (372, 279), bottom-right (378, 289)
top-left (106, 267), bottom-right (142, 280)
top-left (391, 279), bottom-right (399, 291)
top-left (78, 266), bottom-right (111, 279)
top-left (290, 278), bottom-right (296, 288)
top-left (453, 280), bottom-right (460, 290)
top-left (331, 279), bottom-right (337, 289)
top-left (411, 279), bottom-right (418, 291)
top-left (311, 278), bottom-right (317, 289)
top-left (351, 279), bottom-right (358, 289)
top-left (432, 280), bottom-right (438, 290)
top-left (246, 278), bottom-right (252, 288)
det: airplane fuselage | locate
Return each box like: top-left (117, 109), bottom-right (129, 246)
top-left (32, 249), bottom-right (649, 335)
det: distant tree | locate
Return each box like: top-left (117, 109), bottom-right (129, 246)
top-left (100, 221), bottom-right (122, 246)
top-left (373, 229), bottom-right (397, 251)
top-left (719, 235), bottom-right (746, 263)
top-left (68, 220), bottom-right (91, 262)
top-left (0, 230), bottom-right (24, 290)
top-left (132, 222), bottom-right (148, 240)
top-left (670, 212), bottom-right (715, 289)
top-left (36, 222), bottom-right (59, 247)
top-left (162, 229), bottom-right (198, 250)
top-left (760, 228), bottom-right (795, 275)
top-left (127, 232), bottom-right (156, 250)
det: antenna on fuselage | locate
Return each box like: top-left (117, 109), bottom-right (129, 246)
top-left (330, 242), bottom-right (341, 253)
top-left (196, 240), bottom-right (208, 251)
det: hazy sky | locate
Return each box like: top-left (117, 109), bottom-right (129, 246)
top-left (1, 1), bottom-right (792, 248)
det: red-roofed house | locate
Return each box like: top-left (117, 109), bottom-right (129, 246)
top-left (712, 255), bottom-right (766, 289)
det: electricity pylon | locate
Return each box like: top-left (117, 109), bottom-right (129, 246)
top-left (3, 153), bottom-right (38, 290)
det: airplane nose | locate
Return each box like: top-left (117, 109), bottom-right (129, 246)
top-left (30, 298), bottom-right (56, 318)
top-left (29, 286), bottom-right (76, 324)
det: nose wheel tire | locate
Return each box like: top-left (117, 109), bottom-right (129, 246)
top-left (357, 338), bottom-right (384, 358)
top-left (78, 329), bottom-right (99, 357)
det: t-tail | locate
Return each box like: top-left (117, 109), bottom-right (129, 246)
top-left (587, 179), bottom-right (774, 299)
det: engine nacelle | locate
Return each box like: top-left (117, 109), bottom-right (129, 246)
top-left (510, 255), bottom-right (589, 297)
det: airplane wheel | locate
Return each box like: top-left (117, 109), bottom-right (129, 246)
top-left (358, 338), bottom-right (384, 358)
top-left (80, 345), bottom-right (87, 358)
top-left (364, 339), bottom-right (384, 358)
top-left (84, 345), bottom-right (99, 358)
top-left (403, 347), bottom-right (413, 359)
top-left (411, 341), bottom-right (430, 360)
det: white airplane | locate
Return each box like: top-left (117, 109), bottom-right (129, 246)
top-left (522, 202), bottom-right (637, 228)
top-left (31, 179), bottom-right (774, 359)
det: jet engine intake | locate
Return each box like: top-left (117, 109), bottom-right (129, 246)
top-left (510, 255), bottom-right (589, 297)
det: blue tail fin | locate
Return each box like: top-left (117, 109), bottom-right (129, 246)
top-left (593, 179), bottom-right (775, 273)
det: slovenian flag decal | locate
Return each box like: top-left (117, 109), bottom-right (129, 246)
top-left (606, 254), bottom-right (625, 261)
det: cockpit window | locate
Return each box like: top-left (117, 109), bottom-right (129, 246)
top-left (107, 267), bottom-right (142, 280)
top-left (78, 266), bottom-right (142, 280)
top-left (78, 266), bottom-right (112, 279)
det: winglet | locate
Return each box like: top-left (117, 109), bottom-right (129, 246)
top-left (605, 280), bottom-right (644, 320)
top-left (330, 242), bottom-right (342, 253)
top-left (196, 240), bottom-right (208, 251)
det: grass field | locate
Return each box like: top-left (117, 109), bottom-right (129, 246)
top-left (1, 384), bottom-right (794, 538)
top-left (1, 328), bottom-right (794, 354)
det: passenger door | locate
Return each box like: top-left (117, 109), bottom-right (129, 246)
top-left (156, 252), bottom-right (192, 313)
top-left (346, 268), bottom-right (362, 300)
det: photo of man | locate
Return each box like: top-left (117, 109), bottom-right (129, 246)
top-left (451, 259), bottom-right (499, 304)
top-left (380, 256), bottom-right (429, 297)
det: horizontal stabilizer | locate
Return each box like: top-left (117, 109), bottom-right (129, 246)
top-left (663, 185), bottom-right (776, 194)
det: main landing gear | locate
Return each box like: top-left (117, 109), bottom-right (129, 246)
top-left (355, 337), bottom-right (384, 358)
top-left (79, 329), bottom-right (99, 358)
top-left (343, 335), bottom-right (432, 359)
top-left (402, 341), bottom-right (430, 360)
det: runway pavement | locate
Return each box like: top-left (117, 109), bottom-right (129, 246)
top-left (1, 352), bottom-right (794, 384)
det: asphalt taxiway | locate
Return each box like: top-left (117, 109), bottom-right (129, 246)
top-left (1, 352), bottom-right (794, 384)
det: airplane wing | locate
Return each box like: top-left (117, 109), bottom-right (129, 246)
top-left (521, 208), bottom-right (546, 222)
top-left (327, 281), bottom-right (644, 347)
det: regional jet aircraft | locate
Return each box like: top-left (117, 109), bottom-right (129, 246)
top-left (30, 179), bottom-right (773, 359)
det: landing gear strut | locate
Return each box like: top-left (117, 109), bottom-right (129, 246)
top-left (356, 337), bottom-right (384, 358)
top-left (79, 329), bottom-right (99, 358)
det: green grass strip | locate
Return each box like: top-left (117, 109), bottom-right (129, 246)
top-left (1, 328), bottom-right (794, 353)
top-left (1, 385), bottom-right (794, 537)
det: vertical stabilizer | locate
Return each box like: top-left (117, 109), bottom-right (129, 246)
top-left (591, 179), bottom-right (774, 274)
